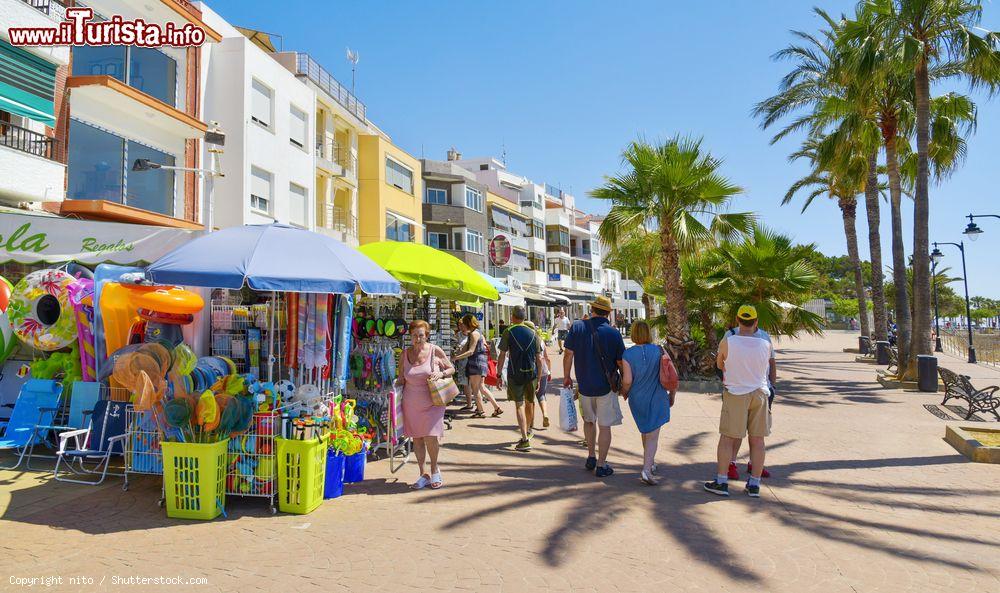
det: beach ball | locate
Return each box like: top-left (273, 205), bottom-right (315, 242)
top-left (0, 275), bottom-right (16, 365)
top-left (8, 269), bottom-right (78, 352)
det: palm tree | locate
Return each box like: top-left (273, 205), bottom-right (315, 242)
top-left (754, 8), bottom-right (889, 340)
top-left (783, 138), bottom-right (871, 338)
top-left (601, 231), bottom-right (661, 321)
top-left (858, 0), bottom-right (1000, 373)
top-left (593, 137), bottom-right (753, 344)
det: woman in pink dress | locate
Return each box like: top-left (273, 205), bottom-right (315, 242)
top-left (399, 320), bottom-right (455, 490)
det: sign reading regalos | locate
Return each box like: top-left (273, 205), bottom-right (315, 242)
top-left (489, 234), bottom-right (512, 267)
top-left (0, 214), bottom-right (198, 265)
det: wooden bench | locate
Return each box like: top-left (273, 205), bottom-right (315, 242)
top-left (938, 367), bottom-right (1000, 421)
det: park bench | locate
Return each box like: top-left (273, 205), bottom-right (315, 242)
top-left (938, 367), bottom-right (1000, 421)
top-left (883, 346), bottom-right (899, 377)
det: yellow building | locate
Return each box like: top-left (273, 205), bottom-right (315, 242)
top-left (358, 134), bottom-right (423, 244)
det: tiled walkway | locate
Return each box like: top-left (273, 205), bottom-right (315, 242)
top-left (1, 331), bottom-right (998, 592)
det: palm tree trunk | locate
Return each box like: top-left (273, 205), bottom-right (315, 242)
top-left (884, 130), bottom-right (911, 372)
top-left (907, 57), bottom-right (933, 379)
top-left (659, 225), bottom-right (690, 338)
top-left (839, 197), bottom-right (870, 338)
top-left (641, 293), bottom-right (654, 322)
top-left (701, 311), bottom-right (719, 352)
top-left (864, 148), bottom-right (888, 342)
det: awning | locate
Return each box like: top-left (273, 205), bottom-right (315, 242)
top-left (0, 40), bottom-right (56, 125)
top-left (521, 285), bottom-right (563, 305)
top-left (496, 289), bottom-right (527, 307)
top-left (0, 208), bottom-right (198, 265)
top-left (490, 209), bottom-right (511, 230)
top-left (546, 287), bottom-right (595, 302)
top-left (510, 216), bottom-right (528, 237)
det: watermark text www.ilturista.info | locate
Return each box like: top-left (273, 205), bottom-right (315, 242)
top-left (7, 7), bottom-right (205, 48)
top-left (9, 574), bottom-right (209, 587)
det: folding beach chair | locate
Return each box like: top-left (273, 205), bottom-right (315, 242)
top-left (65, 382), bottom-right (101, 432)
top-left (52, 399), bottom-right (130, 486)
top-left (0, 380), bottom-right (63, 470)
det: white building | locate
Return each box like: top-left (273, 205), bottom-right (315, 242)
top-left (620, 278), bottom-right (646, 322)
top-left (199, 5), bottom-right (315, 230)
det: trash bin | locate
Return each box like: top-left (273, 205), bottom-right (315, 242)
top-left (917, 355), bottom-right (938, 392)
top-left (875, 341), bottom-right (890, 365)
top-left (859, 336), bottom-right (871, 355)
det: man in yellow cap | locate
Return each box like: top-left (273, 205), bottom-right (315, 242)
top-left (704, 305), bottom-right (773, 498)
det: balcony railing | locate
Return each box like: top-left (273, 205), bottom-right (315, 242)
top-left (316, 137), bottom-right (357, 174)
top-left (0, 122), bottom-right (57, 160)
top-left (332, 206), bottom-right (358, 237)
top-left (20, 0), bottom-right (52, 15)
top-left (295, 53), bottom-right (366, 122)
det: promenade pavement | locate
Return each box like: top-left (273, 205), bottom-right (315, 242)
top-left (1, 331), bottom-right (998, 593)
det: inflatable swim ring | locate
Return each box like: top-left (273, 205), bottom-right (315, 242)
top-left (0, 275), bottom-right (17, 365)
top-left (8, 269), bottom-right (78, 351)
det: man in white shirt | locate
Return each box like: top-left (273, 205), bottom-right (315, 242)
top-left (704, 305), bottom-right (773, 499)
top-left (721, 322), bottom-right (776, 480)
top-left (551, 308), bottom-right (572, 354)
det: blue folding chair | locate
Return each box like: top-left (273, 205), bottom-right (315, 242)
top-left (0, 380), bottom-right (63, 470)
top-left (66, 382), bottom-right (101, 432)
top-left (52, 399), bottom-right (130, 486)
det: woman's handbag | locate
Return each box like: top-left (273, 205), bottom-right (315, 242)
top-left (659, 346), bottom-right (679, 401)
top-left (427, 358), bottom-right (460, 406)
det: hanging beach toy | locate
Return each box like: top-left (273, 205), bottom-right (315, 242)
top-left (8, 269), bottom-right (78, 351)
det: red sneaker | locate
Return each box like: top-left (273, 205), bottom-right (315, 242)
top-left (727, 462), bottom-right (739, 481)
top-left (747, 463), bottom-right (771, 478)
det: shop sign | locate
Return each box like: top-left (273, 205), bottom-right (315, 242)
top-left (548, 273), bottom-right (561, 281)
top-left (489, 234), bottom-right (511, 267)
top-left (0, 213), bottom-right (198, 265)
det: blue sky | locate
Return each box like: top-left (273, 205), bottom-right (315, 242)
top-left (207, 0), bottom-right (1000, 297)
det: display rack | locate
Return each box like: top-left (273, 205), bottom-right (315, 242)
top-left (123, 408), bottom-right (165, 507)
top-left (210, 293), bottom-right (287, 379)
top-left (226, 410), bottom-right (281, 514)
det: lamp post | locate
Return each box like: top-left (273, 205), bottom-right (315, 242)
top-left (931, 258), bottom-right (942, 352)
top-left (963, 213), bottom-right (1000, 241)
top-left (931, 241), bottom-right (975, 363)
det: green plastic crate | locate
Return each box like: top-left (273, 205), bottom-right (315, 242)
top-left (276, 435), bottom-right (328, 514)
top-left (162, 439), bottom-right (229, 520)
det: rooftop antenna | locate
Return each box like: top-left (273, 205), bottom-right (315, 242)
top-left (501, 140), bottom-right (507, 166)
top-left (346, 48), bottom-right (360, 95)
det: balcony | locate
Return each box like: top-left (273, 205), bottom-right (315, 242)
top-left (0, 124), bottom-right (65, 203)
top-left (315, 137), bottom-right (357, 178)
top-left (317, 204), bottom-right (358, 245)
top-left (294, 54), bottom-right (366, 122)
top-left (20, 0), bottom-right (55, 15)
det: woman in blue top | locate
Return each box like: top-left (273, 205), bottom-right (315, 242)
top-left (621, 320), bottom-right (675, 485)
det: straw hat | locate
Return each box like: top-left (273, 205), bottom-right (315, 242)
top-left (590, 295), bottom-right (613, 313)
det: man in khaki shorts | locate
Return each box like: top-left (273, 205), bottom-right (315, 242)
top-left (704, 305), bottom-right (773, 498)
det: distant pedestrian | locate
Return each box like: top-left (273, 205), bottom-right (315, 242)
top-left (620, 320), bottom-right (677, 485)
top-left (705, 305), bottom-right (773, 498)
top-left (496, 306), bottom-right (544, 451)
top-left (563, 295), bottom-right (625, 478)
top-left (552, 308), bottom-right (571, 354)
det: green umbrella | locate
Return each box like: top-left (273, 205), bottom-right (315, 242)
top-left (358, 242), bottom-right (499, 302)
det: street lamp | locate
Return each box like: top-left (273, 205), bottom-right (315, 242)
top-left (963, 213), bottom-right (1000, 241)
top-left (931, 241), bottom-right (976, 363)
top-left (132, 124), bottom-right (225, 232)
top-left (931, 257), bottom-right (942, 352)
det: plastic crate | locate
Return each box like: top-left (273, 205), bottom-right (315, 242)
top-left (162, 439), bottom-right (229, 520)
top-left (276, 435), bottom-right (328, 514)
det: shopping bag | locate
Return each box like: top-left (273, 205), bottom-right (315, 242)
top-left (559, 387), bottom-right (578, 433)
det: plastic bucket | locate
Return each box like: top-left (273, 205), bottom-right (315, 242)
top-left (344, 448), bottom-right (366, 484)
top-left (324, 450), bottom-right (346, 499)
top-left (162, 439), bottom-right (228, 520)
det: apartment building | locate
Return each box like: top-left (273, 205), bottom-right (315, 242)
top-left (420, 156), bottom-right (487, 271)
top-left (273, 50), bottom-right (367, 246)
top-left (357, 133), bottom-right (422, 245)
top-left (0, 0), bottom-right (69, 207)
top-left (198, 9), bottom-right (315, 230)
top-left (620, 278), bottom-right (647, 322)
top-left (59, 0), bottom-right (221, 229)
top-left (485, 190), bottom-right (531, 279)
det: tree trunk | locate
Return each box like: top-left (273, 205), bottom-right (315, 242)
top-left (907, 56), bottom-right (933, 379)
top-left (659, 224), bottom-right (689, 338)
top-left (641, 292), bottom-right (654, 322)
top-left (839, 197), bottom-right (870, 337)
top-left (701, 311), bottom-right (719, 352)
top-left (884, 129), bottom-right (911, 373)
top-left (864, 148), bottom-right (888, 342)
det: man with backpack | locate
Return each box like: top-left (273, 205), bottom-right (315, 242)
top-left (562, 295), bottom-right (626, 478)
top-left (497, 306), bottom-right (545, 452)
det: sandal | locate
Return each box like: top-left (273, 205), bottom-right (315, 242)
top-left (410, 474), bottom-right (431, 490)
top-left (491, 408), bottom-right (504, 417)
top-left (640, 470), bottom-right (659, 486)
top-left (471, 411), bottom-right (487, 419)
top-left (429, 472), bottom-right (443, 489)
top-left (459, 405), bottom-right (475, 412)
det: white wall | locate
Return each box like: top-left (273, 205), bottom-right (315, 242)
top-left (199, 5), bottom-right (315, 230)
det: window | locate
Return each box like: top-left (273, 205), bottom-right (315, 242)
top-left (453, 231), bottom-right (463, 251)
top-left (250, 166), bottom-right (272, 214)
top-left (289, 182), bottom-right (308, 227)
top-left (465, 187), bottom-right (484, 212)
top-left (479, 164), bottom-right (488, 171)
top-left (572, 259), bottom-right (594, 281)
top-left (547, 259), bottom-right (570, 277)
top-left (73, 45), bottom-right (176, 106)
top-left (385, 158), bottom-right (414, 194)
top-left (466, 229), bottom-right (484, 254)
top-left (546, 226), bottom-right (570, 253)
top-left (67, 119), bottom-right (177, 216)
top-left (425, 187), bottom-right (447, 205)
top-left (289, 105), bottom-right (308, 150)
top-left (528, 253), bottom-right (545, 272)
top-left (426, 232), bottom-right (448, 249)
top-left (386, 213), bottom-right (414, 242)
top-left (491, 208), bottom-right (512, 230)
top-left (530, 221), bottom-right (545, 240)
top-left (251, 79), bottom-right (273, 129)
top-left (626, 291), bottom-right (638, 300)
